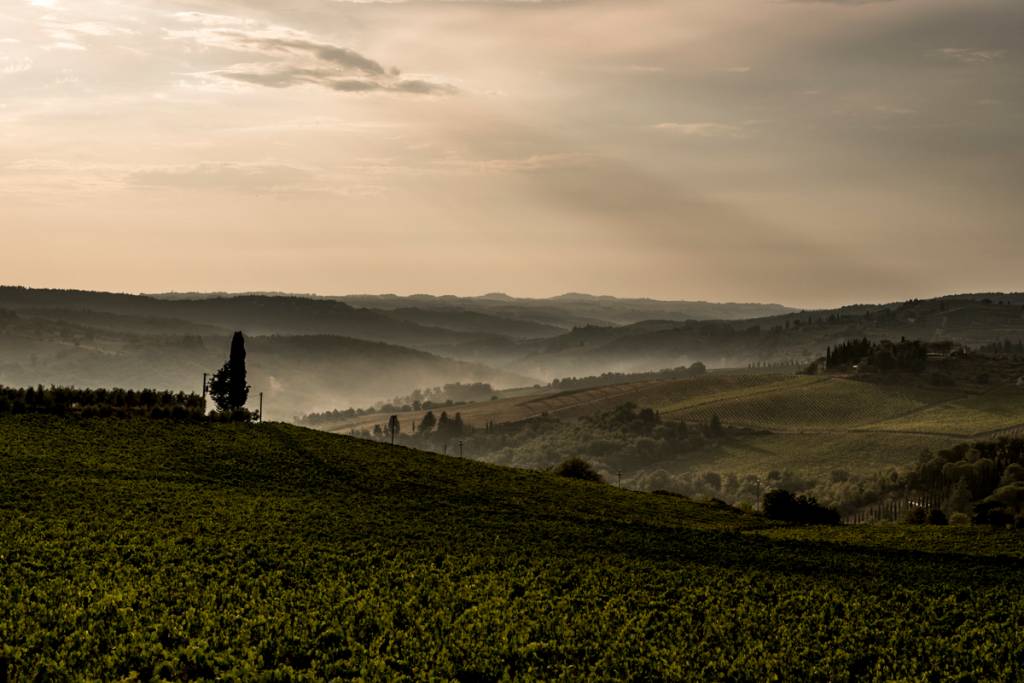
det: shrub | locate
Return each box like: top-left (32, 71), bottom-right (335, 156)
top-left (553, 458), bottom-right (604, 483)
top-left (904, 507), bottom-right (928, 525)
top-left (762, 489), bottom-right (840, 526)
top-left (927, 509), bottom-right (948, 526)
top-left (949, 512), bottom-right (971, 526)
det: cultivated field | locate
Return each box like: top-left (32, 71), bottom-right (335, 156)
top-left (323, 366), bottom-right (1024, 480)
top-left (4, 415), bottom-right (1024, 679)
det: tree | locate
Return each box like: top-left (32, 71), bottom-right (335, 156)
top-left (707, 414), bottom-right (724, 437)
top-left (436, 411), bottom-right (451, 439)
top-left (762, 489), bottom-right (840, 525)
top-left (418, 410), bottom-right (437, 434)
top-left (553, 458), bottom-right (603, 483)
top-left (209, 331), bottom-right (250, 414)
top-left (387, 415), bottom-right (400, 445)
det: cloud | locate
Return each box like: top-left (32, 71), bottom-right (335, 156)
top-left (653, 122), bottom-right (745, 138)
top-left (436, 152), bottom-right (595, 174)
top-left (126, 162), bottom-right (313, 192)
top-left (170, 12), bottom-right (455, 95)
top-left (786, 0), bottom-right (898, 5)
top-left (1, 57), bottom-right (33, 75)
top-left (935, 48), bottom-right (1006, 65)
top-left (213, 64), bottom-right (455, 94)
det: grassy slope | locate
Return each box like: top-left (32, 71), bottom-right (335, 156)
top-left (3, 416), bottom-right (1024, 680)
top-left (330, 371), bottom-right (1024, 478)
top-left (325, 373), bottom-right (799, 434)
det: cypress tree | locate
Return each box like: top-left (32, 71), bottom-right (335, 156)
top-left (210, 331), bottom-right (250, 413)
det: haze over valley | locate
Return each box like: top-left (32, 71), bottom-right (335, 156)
top-left (4, 0), bottom-right (1024, 678)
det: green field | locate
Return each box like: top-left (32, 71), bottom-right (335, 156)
top-left (4, 415), bottom-right (1024, 679)
top-left (663, 377), bottom-right (959, 431)
top-left (864, 386), bottom-right (1024, 437)
top-left (674, 431), bottom-right (962, 479)
top-left (326, 373), bottom-right (816, 434)
top-left (326, 371), bottom-right (1024, 484)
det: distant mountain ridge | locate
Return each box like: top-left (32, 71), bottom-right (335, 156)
top-left (3, 285), bottom-right (1023, 416)
top-left (148, 289), bottom-right (797, 327)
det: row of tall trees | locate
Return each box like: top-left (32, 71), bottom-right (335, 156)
top-left (0, 385), bottom-right (205, 418)
top-left (826, 337), bottom-right (928, 373)
top-left (0, 331), bottom-right (254, 421)
top-left (375, 410), bottom-right (467, 442)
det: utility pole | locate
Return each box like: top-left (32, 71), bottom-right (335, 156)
top-left (459, 441), bottom-right (463, 458)
top-left (618, 470), bottom-right (622, 489)
top-left (443, 443), bottom-right (447, 456)
top-left (259, 392), bottom-right (263, 423)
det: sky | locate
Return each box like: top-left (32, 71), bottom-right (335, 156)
top-left (1, 0), bottom-right (1021, 309)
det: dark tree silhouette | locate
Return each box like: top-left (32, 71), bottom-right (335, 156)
top-left (387, 415), bottom-right (400, 445)
top-left (210, 331), bottom-right (250, 413)
top-left (554, 458), bottom-right (604, 483)
top-left (418, 410), bottom-right (437, 434)
top-left (763, 489), bottom-right (840, 525)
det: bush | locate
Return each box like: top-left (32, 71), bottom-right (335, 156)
top-left (949, 512), bottom-right (971, 526)
top-left (904, 507), bottom-right (928, 525)
top-left (762, 489), bottom-right (840, 526)
top-left (553, 458), bottom-right (604, 483)
top-left (927, 509), bottom-right (948, 526)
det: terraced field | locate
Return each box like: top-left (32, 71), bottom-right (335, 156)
top-left (324, 370), bottom-right (1024, 480)
top-left (665, 378), bottom-right (957, 432)
top-left (862, 386), bottom-right (1024, 437)
top-left (675, 431), bottom-right (961, 478)
top-left (327, 373), bottom-right (797, 434)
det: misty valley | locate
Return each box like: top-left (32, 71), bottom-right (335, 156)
top-left (5, 287), bottom-right (1024, 679)
top-left (5, 0), bottom-right (1024, 676)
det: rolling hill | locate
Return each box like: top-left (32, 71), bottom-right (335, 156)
top-left (329, 292), bottom-right (797, 327)
top-left (321, 352), bottom-right (1024, 498)
top-left (3, 415), bottom-right (1024, 679)
top-left (0, 313), bottom-right (531, 419)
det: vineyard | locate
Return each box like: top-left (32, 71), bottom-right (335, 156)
top-left (863, 386), bottom-right (1024, 437)
top-left (664, 377), bottom-right (955, 432)
top-left (325, 373), bottom-right (803, 434)
top-left (4, 415), bottom-right (1024, 679)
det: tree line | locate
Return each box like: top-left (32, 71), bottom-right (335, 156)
top-left (826, 337), bottom-right (928, 373)
top-left (0, 330), bottom-right (257, 422)
top-left (0, 385), bottom-right (206, 419)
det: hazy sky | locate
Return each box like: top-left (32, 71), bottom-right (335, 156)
top-left (2, 0), bottom-right (1021, 308)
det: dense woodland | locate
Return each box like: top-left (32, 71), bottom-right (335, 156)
top-left (0, 385), bottom-right (205, 419)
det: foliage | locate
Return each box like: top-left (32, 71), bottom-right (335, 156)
top-left (827, 338), bottom-right (927, 373)
top-left (208, 331), bottom-right (250, 414)
top-left (0, 384), bottom-right (204, 419)
top-left (762, 489), bottom-right (841, 525)
top-left (553, 457), bottom-right (604, 482)
top-left (4, 416), bottom-right (1024, 679)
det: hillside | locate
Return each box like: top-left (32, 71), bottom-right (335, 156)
top-left (325, 354), bottom-right (1024, 506)
top-left (329, 292), bottom-right (796, 327)
top-left (0, 287), bottom-right (488, 350)
top-left (0, 313), bottom-right (530, 419)
top-left (506, 294), bottom-right (1024, 378)
top-left (3, 416), bottom-right (1024, 679)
